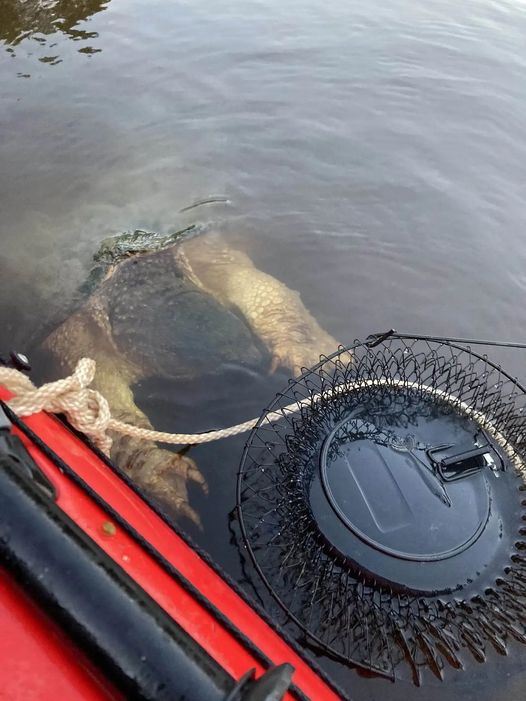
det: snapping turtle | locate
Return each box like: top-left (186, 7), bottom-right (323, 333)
top-left (43, 228), bottom-right (337, 524)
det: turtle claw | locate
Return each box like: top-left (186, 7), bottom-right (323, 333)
top-left (175, 498), bottom-right (203, 530)
top-left (174, 454), bottom-right (209, 495)
top-left (270, 347), bottom-right (311, 377)
top-left (124, 445), bottom-right (207, 525)
top-left (184, 505), bottom-right (203, 529)
top-left (269, 332), bottom-right (340, 377)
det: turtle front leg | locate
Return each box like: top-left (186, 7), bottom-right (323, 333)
top-left (42, 309), bottom-right (207, 526)
top-left (182, 237), bottom-right (339, 376)
top-left (99, 385), bottom-right (207, 528)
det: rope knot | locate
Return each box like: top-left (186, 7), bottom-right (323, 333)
top-left (1, 358), bottom-right (113, 455)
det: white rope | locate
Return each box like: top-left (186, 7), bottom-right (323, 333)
top-left (0, 360), bottom-right (524, 478)
top-left (0, 359), bottom-right (113, 454)
top-left (0, 359), bottom-right (266, 454)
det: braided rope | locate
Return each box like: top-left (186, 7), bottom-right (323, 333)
top-left (0, 359), bottom-right (266, 454)
top-left (0, 360), bottom-right (523, 477)
top-left (109, 414), bottom-right (261, 445)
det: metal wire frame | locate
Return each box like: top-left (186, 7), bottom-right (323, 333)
top-left (237, 336), bottom-right (526, 684)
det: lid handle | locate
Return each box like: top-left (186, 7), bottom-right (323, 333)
top-left (426, 443), bottom-right (495, 482)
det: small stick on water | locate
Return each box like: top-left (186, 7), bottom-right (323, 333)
top-left (179, 197), bottom-right (231, 213)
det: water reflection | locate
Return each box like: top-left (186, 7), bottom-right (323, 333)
top-left (2, 0), bottom-right (526, 697)
top-left (0, 0), bottom-right (109, 64)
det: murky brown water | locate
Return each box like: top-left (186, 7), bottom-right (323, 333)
top-left (2, 1), bottom-right (526, 699)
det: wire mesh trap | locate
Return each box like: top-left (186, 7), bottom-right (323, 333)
top-left (236, 335), bottom-right (526, 684)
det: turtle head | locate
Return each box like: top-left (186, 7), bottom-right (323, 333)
top-left (94, 227), bottom-right (199, 268)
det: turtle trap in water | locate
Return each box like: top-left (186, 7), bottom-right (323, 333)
top-left (237, 334), bottom-right (526, 684)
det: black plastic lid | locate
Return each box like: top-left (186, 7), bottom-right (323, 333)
top-left (311, 403), bottom-right (517, 593)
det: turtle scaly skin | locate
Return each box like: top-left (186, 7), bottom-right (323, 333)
top-left (43, 230), bottom-right (338, 525)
